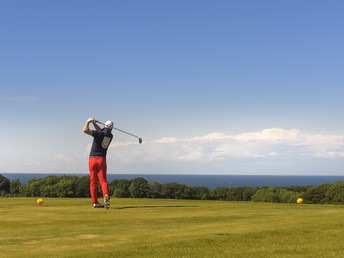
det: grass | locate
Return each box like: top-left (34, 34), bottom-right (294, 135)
top-left (1, 198), bottom-right (344, 257)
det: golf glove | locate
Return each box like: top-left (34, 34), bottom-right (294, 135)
top-left (87, 118), bottom-right (94, 124)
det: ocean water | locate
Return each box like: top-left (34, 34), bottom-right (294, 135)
top-left (2, 173), bottom-right (344, 190)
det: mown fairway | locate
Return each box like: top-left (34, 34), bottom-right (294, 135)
top-left (1, 198), bottom-right (344, 257)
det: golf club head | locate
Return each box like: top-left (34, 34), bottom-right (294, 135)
top-left (139, 138), bottom-right (142, 144)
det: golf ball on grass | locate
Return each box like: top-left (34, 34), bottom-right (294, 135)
top-left (37, 198), bottom-right (43, 205)
top-left (297, 198), bottom-right (303, 204)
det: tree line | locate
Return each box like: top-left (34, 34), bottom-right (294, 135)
top-left (1, 174), bottom-right (344, 204)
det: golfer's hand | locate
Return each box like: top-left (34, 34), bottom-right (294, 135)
top-left (93, 119), bottom-right (98, 124)
top-left (87, 118), bottom-right (94, 124)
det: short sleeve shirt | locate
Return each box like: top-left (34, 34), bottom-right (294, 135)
top-left (89, 128), bottom-right (113, 157)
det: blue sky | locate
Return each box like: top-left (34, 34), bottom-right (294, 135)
top-left (1, 1), bottom-right (343, 175)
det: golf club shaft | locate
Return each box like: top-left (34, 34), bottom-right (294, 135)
top-left (97, 121), bottom-right (139, 139)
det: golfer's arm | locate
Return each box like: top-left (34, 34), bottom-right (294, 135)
top-left (83, 122), bottom-right (93, 136)
top-left (93, 122), bottom-right (101, 131)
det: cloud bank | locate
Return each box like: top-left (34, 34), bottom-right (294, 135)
top-left (108, 128), bottom-right (344, 163)
top-left (14, 128), bottom-right (344, 174)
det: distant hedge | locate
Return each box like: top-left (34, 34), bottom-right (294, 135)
top-left (1, 174), bottom-right (344, 204)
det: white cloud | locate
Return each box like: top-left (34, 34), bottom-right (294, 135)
top-left (0, 95), bottom-right (39, 104)
top-left (107, 128), bottom-right (344, 163)
top-left (15, 128), bottom-right (344, 175)
top-left (24, 154), bottom-right (85, 173)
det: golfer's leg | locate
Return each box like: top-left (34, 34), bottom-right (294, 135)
top-left (98, 158), bottom-right (109, 198)
top-left (89, 158), bottom-right (99, 204)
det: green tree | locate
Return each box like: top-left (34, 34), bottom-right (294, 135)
top-left (263, 189), bottom-right (280, 203)
top-left (147, 180), bottom-right (161, 198)
top-left (25, 178), bottom-right (41, 197)
top-left (10, 179), bottom-right (22, 196)
top-left (226, 187), bottom-right (253, 201)
top-left (243, 187), bottom-right (258, 201)
top-left (303, 184), bottom-right (331, 204)
top-left (178, 184), bottom-right (194, 199)
top-left (0, 174), bottom-right (10, 196)
top-left (326, 182), bottom-right (344, 204)
top-left (58, 176), bottom-right (77, 197)
top-left (251, 187), bottom-right (269, 202)
top-left (109, 179), bottom-right (130, 197)
top-left (193, 186), bottom-right (210, 200)
top-left (129, 177), bottom-right (148, 198)
top-left (74, 176), bottom-right (91, 198)
top-left (209, 187), bottom-right (229, 200)
top-left (160, 183), bottom-right (179, 199)
top-left (40, 176), bottom-right (61, 197)
top-left (252, 187), bottom-right (294, 203)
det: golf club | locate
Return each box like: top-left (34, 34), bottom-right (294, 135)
top-left (96, 121), bottom-right (142, 144)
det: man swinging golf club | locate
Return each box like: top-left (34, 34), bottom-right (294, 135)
top-left (83, 118), bottom-right (113, 209)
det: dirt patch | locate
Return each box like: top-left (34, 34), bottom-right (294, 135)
top-left (77, 234), bottom-right (100, 239)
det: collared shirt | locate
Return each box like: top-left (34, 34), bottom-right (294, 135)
top-left (89, 128), bottom-right (113, 158)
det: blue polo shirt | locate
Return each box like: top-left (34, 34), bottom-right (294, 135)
top-left (90, 128), bottom-right (113, 158)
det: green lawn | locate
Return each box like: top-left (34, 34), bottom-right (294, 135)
top-left (1, 198), bottom-right (344, 257)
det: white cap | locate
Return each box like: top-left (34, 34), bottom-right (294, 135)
top-left (104, 120), bottom-right (114, 130)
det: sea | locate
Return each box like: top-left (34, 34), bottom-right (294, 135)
top-left (2, 173), bottom-right (344, 190)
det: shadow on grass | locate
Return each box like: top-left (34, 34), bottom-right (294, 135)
top-left (114, 205), bottom-right (199, 210)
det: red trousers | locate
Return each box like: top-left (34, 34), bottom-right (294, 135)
top-left (89, 157), bottom-right (109, 204)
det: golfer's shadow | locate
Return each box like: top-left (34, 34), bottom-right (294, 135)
top-left (114, 205), bottom-right (199, 210)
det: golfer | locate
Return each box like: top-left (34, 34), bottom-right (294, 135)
top-left (83, 118), bottom-right (113, 208)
